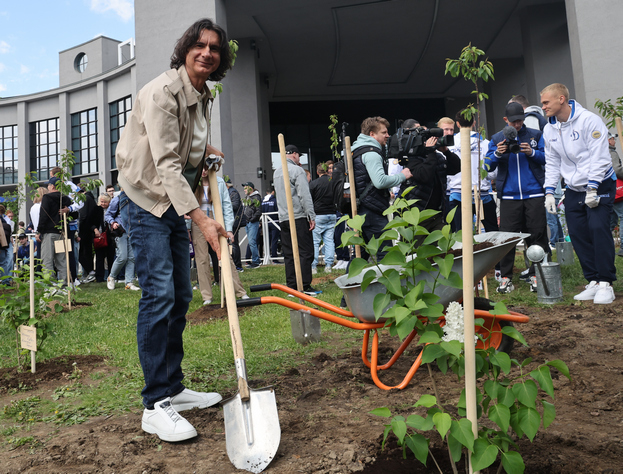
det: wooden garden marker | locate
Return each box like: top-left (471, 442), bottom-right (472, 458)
top-left (616, 117), bottom-right (623, 151)
top-left (344, 137), bottom-right (361, 258)
top-left (460, 126), bottom-right (478, 473)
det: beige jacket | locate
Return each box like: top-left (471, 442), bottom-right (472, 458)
top-left (116, 66), bottom-right (213, 217)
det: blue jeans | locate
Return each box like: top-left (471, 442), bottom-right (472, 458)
top-left (546, 197), bottom-right (564, 245)
top-left (246, 221), bottom-right (260, 265)
top-left (122, 195), bottom-right (193, 408)
top-left (0, 247), bottom-right (11, 284)
top-left (110, 233), bottom-right (136, 284)
top-left (312, 214), bottom-right (336, 268)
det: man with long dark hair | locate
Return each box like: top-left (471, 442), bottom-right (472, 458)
top-left (115, 18), bottom-right (231, 442)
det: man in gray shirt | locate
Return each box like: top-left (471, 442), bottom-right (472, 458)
top-left (273, 144), bottom-right (318, 295)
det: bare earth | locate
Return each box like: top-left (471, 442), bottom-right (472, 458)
top-left (2, 292), bottom-right (623, 474)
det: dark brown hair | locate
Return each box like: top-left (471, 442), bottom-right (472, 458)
top-left (170, 18), bottom-right (233, 82)
top-left (361, 117), bottom-right (390, 135)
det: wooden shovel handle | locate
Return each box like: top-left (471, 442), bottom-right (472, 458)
top-left (278, 134), bottom-right (304, 292)
top-left (344, 137), bottom-right (361, 259)
top-left (207, 169), bottom-right (250, 399)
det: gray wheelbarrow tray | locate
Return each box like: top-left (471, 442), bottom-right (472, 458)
top-left (333, 231), bottom-right (530, 323)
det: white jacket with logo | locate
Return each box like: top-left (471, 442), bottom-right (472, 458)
top-left (543, 100), bottom-right (613, 193)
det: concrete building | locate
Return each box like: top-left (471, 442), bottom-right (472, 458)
top-left (1, 0), bottom-right (622, 223)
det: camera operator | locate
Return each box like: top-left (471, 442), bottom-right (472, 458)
top-left (485, 101), bottom-right (549, 294)
top-left (397, 117), bottom-right (460, 235)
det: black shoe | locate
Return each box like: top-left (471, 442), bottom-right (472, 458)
top-left (340, 296), bottom-right (347, 308)
top-left (246, 263), bottom-right (261, 269)
top-left (303, 286), bottom-right (322, 296)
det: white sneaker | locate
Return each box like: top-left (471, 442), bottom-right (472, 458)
top-left (170, 388), bottom-right (222, 412)
top-left (593, 282), bottom-right (615, 304)
top-left (107, 276), bottom-right (115, 290)
top-left (142, 398), bottom-right (197, 442)
top-left (494, 270), bottom-right (502, 282)
top-left (311, 267), bottom-right (318, 275)
top-left (324, 266), bottom-right (332, 273)
top-left (203, 299), bottom-right (212, 305)
top-left (125, 283), bottom-right (141, 291)
top-left (240, 294), bottom-right (250, 300)
top-left (574, 281), bottom-right (599, 300)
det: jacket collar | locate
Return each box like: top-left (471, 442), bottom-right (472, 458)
top-left (177, 66), bottom-right (213, 107)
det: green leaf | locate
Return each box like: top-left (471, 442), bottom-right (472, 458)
top-left (370, 407), bottom-right (391, 418)
top-left (419, 330), bottom-right (442, 344)
top-left (433, 412), bottom-right (451, 439)
top-left (379, 270), bottom-right (403, 297)
top-left (498, 385), bottom-right (515, 407)
top-left (509, 406), bottom-right (523, 438)
top-left (512, 380), bottom-right (538, 408)
top-left (472, 438), bottom-right (499, 471)
top-left (395, 315), bottom-right (417, 340)
top-left (501, 325), bottom-right (528, 346)
top-left (450, 418), bottom-right (474, 451)
top-left (403, 207), bottom-right (420, 226)
top-left (414, 394), bottom-right (437, 408)
top-left (501, 450), bottom-right (526, 474)
top-left (391, 417), bottom-right (407, 444)
top-left (347, 214), bottom-right (365, 232)
top-left (405, 433), bottom-right (429, 465)
top-left (421, 344), bottom-right (447, 364)
top-left (373, 293), bottom-right (392, 321)
top-left (484, 380), bottom-right (500, 400)
top-left (440, 340), bottom-right (463, 359)
top-left (530, 366), bottom-right (555, 399)
top-left (489, 350), bottom-right (511, 374)
top-left (541, 400), bottom-right (556, 429)
top-left (546, 359), bottom-right (571, 380)
top-left (417, 245), bottom-right (443, 259)
top-left (447, 432), bottom-right (463, 463)
top-left (433, 254), bottom-right (455, 279)
top-left (406, 414), bottom-right (433, 431)
top-left (379, 250), bottom-right (406, 266)
top-left (437, 271), bottom-right (463, 289)
top-left (346, 258), bottom-right (368, 278)
top-left (488, 403), bottom-right (511, 432)
top-left (360, 269), bottom-right (378, 293)
top-left (422, 230), bottom-right (444, 246)
top-left (517, 406), bottom-right (540, 441)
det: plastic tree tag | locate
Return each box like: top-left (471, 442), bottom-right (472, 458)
top-left (20, 325), bottom-right (37, 351)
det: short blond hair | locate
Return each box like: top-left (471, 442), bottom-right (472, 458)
top-left (98, 194), bottom-right (111, 204)
top-left (437, 117), bottom-right (454, 127)
top-left (540, 83), bottom-right (569, 102)
top-left (361, 116), bottom-right (390, 135)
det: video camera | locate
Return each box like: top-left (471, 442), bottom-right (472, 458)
top-left (388, 126), bottom-right (454, 165)
top-left (502, 125), bottom-right (521, 154)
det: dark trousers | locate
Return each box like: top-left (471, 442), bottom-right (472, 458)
top-left (231, 228), bottom-right (242, 269)
top-left (499, 197), bottom-right (550, 278)
top-left (269, 225), bottom-right (280, 257)
top-left (67, 228), bottom-right (78, 281)
top-left (280, 218), bottom-right (314, 290)
top-left (208, 244), bottom-right (219, 283)
top-left (565, 180), bottom-right (617, 283)
top-left (78, 232), bottom-right (94, 275)
top-left (94, 233), bottom-right (115, 282)
top-left (449, 198), bottom-right (499, 234)
top-left (334, 212), bottom-right (350, 261)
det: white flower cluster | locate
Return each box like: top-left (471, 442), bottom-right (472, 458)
top-left (442, 301), bottom-right (478, 344)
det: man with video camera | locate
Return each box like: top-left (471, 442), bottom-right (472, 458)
top-left (485, 101), bottom-right (549, 294)
top-left (394, 118), bottom-right (460, 234)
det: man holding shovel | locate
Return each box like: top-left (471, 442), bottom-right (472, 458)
top-left (115, 18), bottom-right (232, 442)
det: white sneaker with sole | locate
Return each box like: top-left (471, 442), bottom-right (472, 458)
top-left (170, 388), bottom-right (222, 412)
top-left (125, 283), bottom-right (140, 291)
top-left (311, 267), bottom-right (318, 275)
top-left (574, 281), bottom-right (599, 300)
top-left (142, 398), bottom-right (197, 442)
top-left (324, 266), bottom-right (332, 273)
top-left (107, 276), bottom-right (115, 290)
top-left (593, 282), bottom-right (615, 304)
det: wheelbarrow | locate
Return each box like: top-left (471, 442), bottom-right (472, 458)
top-left (237, 232), bottom-right (531, 390)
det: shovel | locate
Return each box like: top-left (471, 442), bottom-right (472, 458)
top-left (206, 160), bottom-right (280, 473)
top-left (277, 134), bottom-right (321, 344)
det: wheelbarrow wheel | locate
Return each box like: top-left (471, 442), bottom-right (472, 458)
top-left (474, 297), bottom-right (515, 354)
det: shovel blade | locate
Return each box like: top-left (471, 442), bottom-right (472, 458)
top-left (289, 309), bottom-right (321, 345)
top-left (223, 385), bottom-right (281, 473)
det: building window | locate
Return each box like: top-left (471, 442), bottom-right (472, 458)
top-left (71, 108), bottom-right (98, 175)
top-left (109, 95), bottom-right (132, 169)
top-left (74, 53), bottom-right (88, 73)
top-left (29, 118), bottom-right (59, 182)
top-left (0, 125), bottom-right (18, 185)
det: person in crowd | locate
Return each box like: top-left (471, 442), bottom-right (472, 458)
top-left (0, 205), bottom-right (13, 283)
top-left (192, 169), bottom-right (248, 304)
top-left (38, 177), bottom-right (72, 285)
top-left (509, 94), bottom-right (548, 131)
top-left (114, 18), bottom-right (229, 442)
top-left (224, 176), bottom-right (244, 271)
top-left (274, 144), bottom-right (319, 295)
top-left (1, 208), bottom-right (15, 279)
top-left (486, 101), bottom-right (549, 294)
top-left (242, 181), bottom-right (262, 268)
top-left (29, 187), bottom-right (48, 262)
top-left (93, 194), bottom-right (115, 283)
top-left (542, 83), bottom-right (616, 304)
top-left (309, 162), bottom-right (336, 273)
top-left (51, 166), bottom-right (81, 283)
top-left (78, 189), bottom-right (99, 283)
top-left (397, 118), bottom-right (459, 235)
top-left (16, 232), bottom-right (30, 266)
top-left (261, 188), bottom-right (280, 262)
top-left (106, 184), bottom-right (116, 199)
top-left (608, 132), bottom-right (623, 257)
top-left (105, 189), bottom-right (139, 291)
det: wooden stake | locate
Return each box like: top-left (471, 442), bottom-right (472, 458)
top-left (344, 137), bottom-right (361, 259)
top-left (29, 235), bottom-right (36, 373)
top-left (460, 126), bottom-right (478, 473)
top-left (63, 214), bottom-right (71, 310)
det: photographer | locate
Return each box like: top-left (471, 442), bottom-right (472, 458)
top-left (485, 101), bottom-right (549, 294)
top-left (104, 189), bottom-right (139, 291)
top-left (396, 118), bottom-right (460, 234)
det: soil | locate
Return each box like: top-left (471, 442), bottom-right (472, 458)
top-left (2, 287), bottom-right (623, 473)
